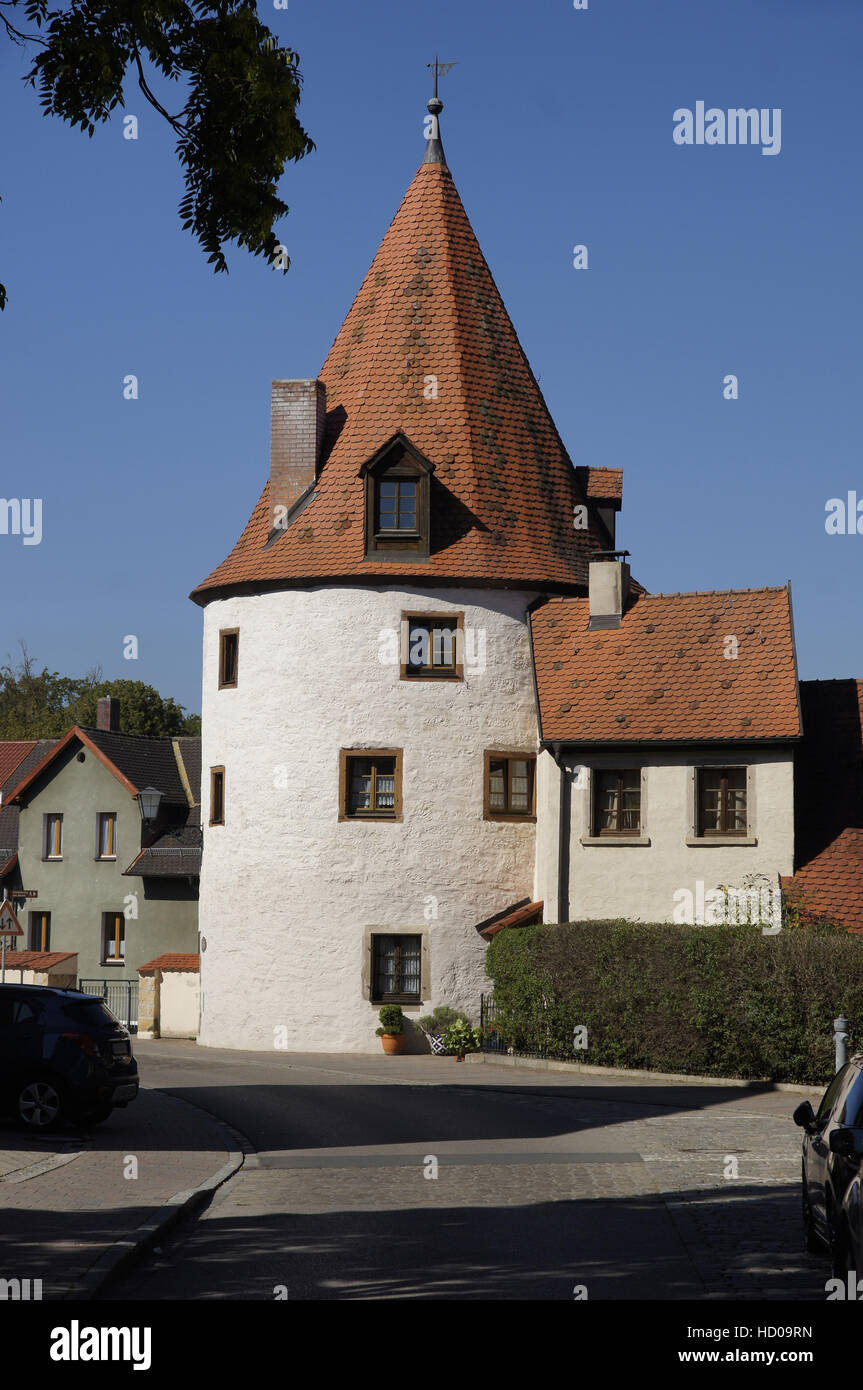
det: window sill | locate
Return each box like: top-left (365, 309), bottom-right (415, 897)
top-left (340, 814), bottom-right (402, 823)
top-left (95, 856), bottom-right (117, 862)
top-left (580, 835), bottom-right (651, 847)
top-left (42, 856), bottom-right (63, 863)
top-left (484, 813), bottom-right (537, 824)
top-left (685, 836), bottom-right (757, 847)
top-left (100, 961), bottom-right (126, 968)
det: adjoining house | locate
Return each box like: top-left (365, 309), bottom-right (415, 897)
top-left (188, 91), bottom-right (863, 1053)
top-left (3, 697), bottom-right (200, 1018)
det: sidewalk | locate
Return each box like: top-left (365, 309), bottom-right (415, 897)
top-left (0, 1087), bottom-right (243, 1299)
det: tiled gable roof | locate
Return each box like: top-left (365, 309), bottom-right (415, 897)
top-left (574, 467), bottom-right (623, 506)
top-left (531, 585), bottom-right (801, 743)
top-left (0, 741), bottom-right (37, 790)
top-left (191, 153), bottom-right (609, 602)
top-left (781, 679), bottom-right (863, 930)
top-left (782, 829), bottom-right (863, 932)
top-left (138, 953), bottom-right (200, 973)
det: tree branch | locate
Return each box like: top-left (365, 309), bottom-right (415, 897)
top-left (132, 42), bottom-right (186, 135)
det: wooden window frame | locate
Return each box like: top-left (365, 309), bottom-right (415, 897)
top-left (101, 911), bottom-right (126, 966)
top-left (483, 751), bottom-right (537, 822)
top-left (218, 628), bottom-right (239, 689)
top-left (696, 766), bottom-right (748, 838)
top-left (399, 612), bottom-right (464, 681)
top-left (96, 811), bottom-right (118, 860)
top-left (28, 911), bottom-right (50, 953)
top-left (339, 749), bottom-right (403, 822)
top-left (370, 933), bottom-right (422, 1005)
top-left (362, 436), bottom-right (433, 561)
top-left (43, 813), bottom-right (63, 861)
top-left (592, 769), bottom-right (641, 837)
top-left (209, 766), bottom-right (225, 826)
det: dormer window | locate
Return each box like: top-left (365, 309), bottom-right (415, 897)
top-left (361, 433), bottom-right (434, 560)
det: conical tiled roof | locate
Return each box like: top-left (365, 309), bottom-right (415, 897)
top-left (191, 131), bottom-right (609, 603)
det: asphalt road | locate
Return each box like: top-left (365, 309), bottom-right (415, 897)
top-left (101, 1042), bottom-right (827, 1301)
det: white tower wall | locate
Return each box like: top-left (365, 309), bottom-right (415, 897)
top-left (197, 584), bottom-right (541, 1052)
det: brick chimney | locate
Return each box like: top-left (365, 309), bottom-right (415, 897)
top-left (588, 553), bottom-right (631, 631)
top-left (269, 379), bottom-right (326, 529)
top-left (96, 696), bottom-right (120, 731)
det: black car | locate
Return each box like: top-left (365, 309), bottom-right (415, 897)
top-left (794, 1054), bottom-right (863, 1264)
top-left (0, 984), bottom-right (139, 1131)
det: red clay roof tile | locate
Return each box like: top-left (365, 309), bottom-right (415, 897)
top-left (531, 586), bottom-right (801, 743)
top-left (191, 157), bottom-right (608, 602)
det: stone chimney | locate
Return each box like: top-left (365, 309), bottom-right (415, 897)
top-left (97, 696), bottom-right (120, 731)
top-left (588, 553), bottom-right (631, 631)
top-left (269, 379), bottom-right (327, 529)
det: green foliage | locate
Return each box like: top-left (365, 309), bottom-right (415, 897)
top-left (0, 0), bottom-right (314, 307)
top-left (441, 1018), bottom-right (482, 1055)
top-left (485, 920), bottom-right (863, 1085)
top-left (416, 1005), bottom-right (463, 1035)
top-left (0, 647), bottom-right (200, 737)
top-left (376, 1004), bottom-right (404, 1036)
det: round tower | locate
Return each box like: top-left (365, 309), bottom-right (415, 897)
top-left (190, 94), bottom-right (605, 1051)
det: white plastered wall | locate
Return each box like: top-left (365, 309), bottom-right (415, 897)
top-left (197, 585), bottom-right (541, 1052)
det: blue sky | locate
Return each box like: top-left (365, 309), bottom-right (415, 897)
top-left (1, 0), bottom-right (861, 714)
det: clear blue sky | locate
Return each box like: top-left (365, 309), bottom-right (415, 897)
top-left (2, 0), bottom-right (861, 715)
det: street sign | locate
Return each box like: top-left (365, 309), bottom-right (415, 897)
top-left (0, 899), bottom-right (22, 984)
top-left (0, 900), bottom-right (22, 936)
top-left (9, 889), bottom-right (37, 899)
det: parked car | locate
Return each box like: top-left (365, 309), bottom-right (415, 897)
top-left (794, 1054), bottom-right (863, 1267)
top-left (0, 984), bottom-right (139, 1131)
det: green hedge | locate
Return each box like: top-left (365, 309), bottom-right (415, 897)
top-left (485, 920), bottom-right (863, 1085)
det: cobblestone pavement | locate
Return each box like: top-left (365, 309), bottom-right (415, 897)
top-left (103, 1045), bottom-right (831, 1301)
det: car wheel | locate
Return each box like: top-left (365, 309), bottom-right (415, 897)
top-left (803, 1176), bottom-right (824, 1253)
top-left (16, 1078), bottom-right (65, 1131)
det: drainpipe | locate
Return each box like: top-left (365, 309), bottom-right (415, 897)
top-left (548, 742), bottom-right (569, 925)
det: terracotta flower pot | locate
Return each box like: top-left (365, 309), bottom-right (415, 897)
top-left (380, 1033), bottom-right (406, 1055)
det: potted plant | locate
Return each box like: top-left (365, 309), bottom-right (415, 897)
top-left (417, 1005), bottom-right (463, 1055)
top-left (376, 1004), bottom-right (406, 1055)
top-left (442, 1017), bottom-right (483, 1062)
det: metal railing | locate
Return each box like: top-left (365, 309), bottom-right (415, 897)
top-left (79, 978), bottom-right (138, 1033)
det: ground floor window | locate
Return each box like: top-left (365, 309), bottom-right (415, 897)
top-left (593, 769), bottom-right (641, 835)
top-left (101, 911), bottom-right (125, 965)
top-left (696, 767), bottom-right (747, 836)
top-left (28, 911), bottom-right (50, 952)
top-left (371, 934), bottom-right (421, 1003)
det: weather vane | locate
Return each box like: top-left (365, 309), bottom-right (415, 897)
top-left (427, 55), bottom-right (459, 100)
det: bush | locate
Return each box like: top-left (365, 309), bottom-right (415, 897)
top-left (442, 1018), bottom-right (482, 1055)
top-left (485, 920), bottom-right (863, 1085)
top-left (375, 1005), bottom-right (404, 1036)
top-left (417, 1006), bottom-right (464, 1035)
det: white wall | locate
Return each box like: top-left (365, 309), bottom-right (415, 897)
top-left (197, 585), bottom-right (541, 1052)
top-left (160, 969), bottom-right (200, 1039)
top-left (538, 747), bottom-right (795, 925)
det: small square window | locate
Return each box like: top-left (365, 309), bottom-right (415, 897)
top-left (696, 767), bottom-right (747, 837)
top-left (400, 613), bottom-right (464, 679)
top-left (371, 934), bottom-right (421, 1003)
top-left (484, 752), bottom-right (536, 820)
top-left (593, 770), bottom-right (641, 836)
top-left (340, 750), bottom-right (403, 820)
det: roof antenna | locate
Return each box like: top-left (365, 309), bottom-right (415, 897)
top-left (422, 54), bottom-right (458, 166)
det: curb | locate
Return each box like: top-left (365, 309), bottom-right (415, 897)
top-left (62, 1091), bottom-right (249, 1301)
top-left (465, 1052), bottom-right (826, 1095)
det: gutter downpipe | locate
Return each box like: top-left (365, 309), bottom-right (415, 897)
top-left (548, 741), bottom-right (569, 925)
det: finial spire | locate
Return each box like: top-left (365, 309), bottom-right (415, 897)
top-left (422, 54), bottom-right (457, 166)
